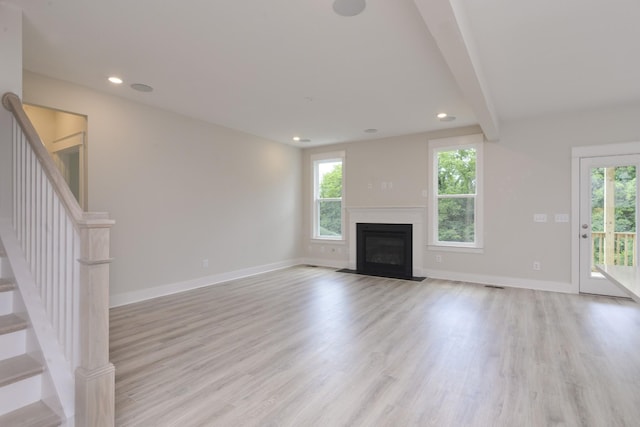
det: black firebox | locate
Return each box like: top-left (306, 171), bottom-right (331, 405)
top-left (356, 223), bottom-right (412, 279)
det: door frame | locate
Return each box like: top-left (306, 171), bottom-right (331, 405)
top-left (571, 141), bottom-right (640, 294)
top-left (50, 131), bottom-right (86, 209)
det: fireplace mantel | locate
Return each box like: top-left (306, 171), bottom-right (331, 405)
top-left (347, 207), bottom-right (425, 276)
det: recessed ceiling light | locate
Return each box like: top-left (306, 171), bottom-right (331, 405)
top-left (333, 0), bottom-right (366, 16)
top-left (293, 136), bottom-right (301, 142)
top-left (364, 128), bottom-right (378, 133)
top-left (131, 83), bottom-right (153, 92)
top-left (108, 76), bottom-right (123, 84)
top-left (437, 113), bottom-right (456, 122)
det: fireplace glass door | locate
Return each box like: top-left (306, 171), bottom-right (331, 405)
top-left (357, 223), bottom-right (412, 278)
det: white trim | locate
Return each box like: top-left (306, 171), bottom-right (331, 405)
top-left (424, 268), bottom-right (576, 294)
top-left (347, 207), bottom-right (425, 276)
top-left (311, 151), bottom-right (346, 241)
top-left (571, 153), bottom-right (581, 294)
top-left (309, 239), bottom-right (347, 246)
top-left (427, 245), bottom-right (484, 254)
top-left (109, 258), bottom-right (303, 307)
top-left (428, 133), bottom-right (484, 149)
top-left (572, 141), bottom-right (640, 158)
top-left (571, 141), bottom-right (640, 295)
top-left (428, 134), bottom-right (484, 248)
top-left (50, 131), bottom-right (84, 153)
top-left (310, 151), bottom-right (346, 162)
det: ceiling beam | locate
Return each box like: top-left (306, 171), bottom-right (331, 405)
top-left (414, 0), bottom-right (500, 141)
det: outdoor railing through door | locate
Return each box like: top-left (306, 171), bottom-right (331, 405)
top-left (591, 231), bottom-right (636, 269)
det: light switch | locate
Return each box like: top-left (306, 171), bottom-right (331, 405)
top-left (555, 214), bottom-right (569, 223)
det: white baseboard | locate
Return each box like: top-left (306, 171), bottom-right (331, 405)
top-left (299, 262), bottom-right (575, 294)
top-left (110, 258), bottom-right (304, 307)
top-left (300, 258), bottom-right (349, 270)
top-left (423, 268), bottom-right (577, 294)
top-left (110, 261), bottom-right (578, 308)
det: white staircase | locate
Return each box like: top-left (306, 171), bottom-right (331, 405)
top-left (0, 244), bottom-right (62, 426)
top-left (2, 92), bottom-right (115, 426)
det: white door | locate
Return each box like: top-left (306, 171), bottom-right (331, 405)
top-left (579, 155), bottom-right (640, 296)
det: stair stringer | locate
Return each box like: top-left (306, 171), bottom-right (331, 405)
top-left (0, 219), bottom-right (74, 425)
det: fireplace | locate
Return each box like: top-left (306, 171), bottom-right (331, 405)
top-left (356, 223), bottom-right (412, 279)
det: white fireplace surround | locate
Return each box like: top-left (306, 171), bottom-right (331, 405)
top-left (348, 207), bottom-right (425, 277)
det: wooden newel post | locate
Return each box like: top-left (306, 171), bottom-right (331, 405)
top-left (75, 216), bottom-right (116, 426)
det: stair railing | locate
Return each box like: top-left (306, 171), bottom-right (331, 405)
top-left (2, 92), bottom-right (115, 426)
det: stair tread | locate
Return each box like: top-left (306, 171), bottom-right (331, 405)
top-left (0, 313), bottom-right (27, 335)
top-left (0, 401), bottom-right (61, 427)
top-left (0, 314), bottom-right (27, 335)
top-left (0, 278), bottom-right (15, 292)
top-left (0, 354), bottom-right (44, 387)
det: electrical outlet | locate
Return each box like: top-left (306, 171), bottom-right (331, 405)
top-left (533, 214), bottom-right (547, 223)
top-left (533, 261), bottom-right (541, 271)
top-left (436, 254), bottom-right (442, 263)
top-left (202, 259), bottom-right (209, 268)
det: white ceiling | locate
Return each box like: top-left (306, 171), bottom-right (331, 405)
top-left (5, 0), bottom-right (640, 146)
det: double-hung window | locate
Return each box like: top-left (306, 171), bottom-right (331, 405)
top-left (312, 152), bottom-right (345, 240)
top-left (428, 135), bottom-right (483, 249)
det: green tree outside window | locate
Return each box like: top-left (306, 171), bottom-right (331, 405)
top-left (437, 148), bottom-right (476, 243)
top-left (317, 162), bottom-right (342, 237)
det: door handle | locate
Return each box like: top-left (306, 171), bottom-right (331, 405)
top-left (581, 233), bottom-right (589, 239)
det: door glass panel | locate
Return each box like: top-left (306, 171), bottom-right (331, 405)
top-left (590, 166), bottom-right (636, 276)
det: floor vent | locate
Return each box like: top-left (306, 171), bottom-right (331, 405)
top-left (485, 285), bottom-right (505, 290)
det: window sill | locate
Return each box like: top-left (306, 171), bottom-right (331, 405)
top-left (311, 238), bottom-right (346, 245)
top-left (427, 245), bottom-right (484, 254)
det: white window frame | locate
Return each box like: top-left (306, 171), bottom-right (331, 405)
top-left (428, 134), bottom-right (484, 250)
top-left (312, 151), bottom-right (346, 241)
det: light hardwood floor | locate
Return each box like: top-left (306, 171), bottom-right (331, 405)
top-left (110, 266), bottom-right (640, 426)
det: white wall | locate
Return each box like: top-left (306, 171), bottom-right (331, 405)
top-left (23, 71), bottom-right (302, 303)
top-left (22, 105), bottom-right (57, 146)
top-left (0, 4), bottom-right (22, 219)
top-left (302, 104), bottom-right (640, 291)
top-left (19, 69), bottom-right (640, 297)
top-left (302, 126), bottom-right (480, 266)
